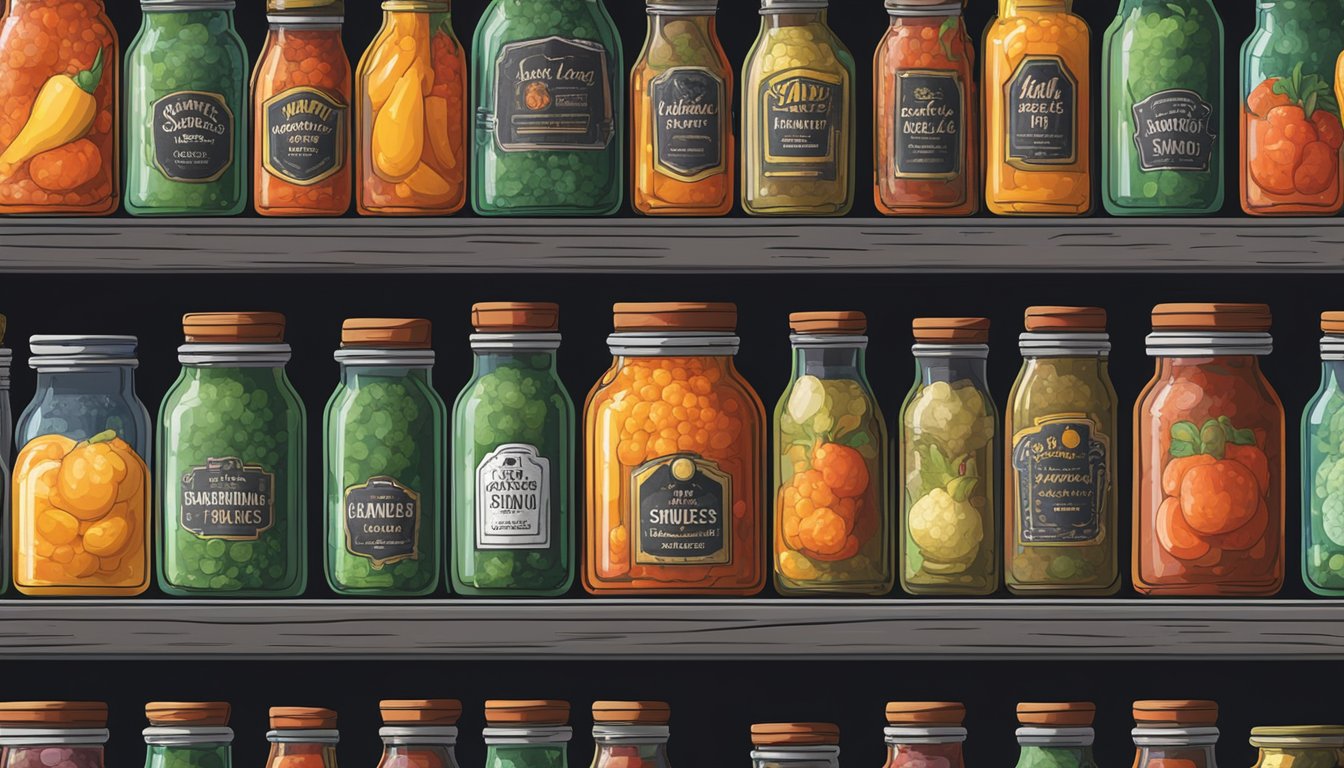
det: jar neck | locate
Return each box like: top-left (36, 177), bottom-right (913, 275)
top-left (651, 12), bottom-right (715, 31)
top-left (144, 7), bottom-right (235, 26)
top-left (473, 348), bottom-right (558, 375)
top-left (36, 367), bottom-right (135, 395)
top-left (267, 21), bottom-right (343, 34)
top-left (751, 746), bottom-right (840, 768)
top-left (593, 725), bottom-right (671, 746)
top-left (887, 3), bottom-right (961, 20)
top-left (341, 364), bottom-right (432, 387)
top-left (792, 341), bottom-right (866, 380)
top-left (763, 11), bottom-right (825, 28)
top-left (482, 726), bottom-right (572, 748)
top-left (913, 346), bottom-right (989, 387)
top-left (1002, 0), bottom-right (1070, 14)
top-left (144, 726), bottom-right (234, 749)
top-left (378, 730), bottom-right (459, 749)
top-left (1155, 354), bottom-right (1264, 378)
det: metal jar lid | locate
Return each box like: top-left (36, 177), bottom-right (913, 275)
top-left (761, 0), bottom-right (827, 12)
top-left (648, 0), bottom-right (717, 12)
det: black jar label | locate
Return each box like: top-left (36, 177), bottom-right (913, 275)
top-left (893, 70), bottom-right (964, 180)
top-left (632, 453), bottom-right (731, 565)
top-left (1004, 56), bottom-right (1077, 167)
top-left (476, 444), bottom-right (551, 550)
top-left (180, 457), bottom-right (275, 540)
top-left (152, 91), bottom-right (235, 182)
top-left (262, 86), bottom-right (348, 185)
top-left (650, 67), bottom-right (726, 181)
top-left (1131, 88), bottom-right (1217, 172)
top-left (1012, 417), bottom-right (1108, 545)
top-left (760, 68), bottom-right (846, 182)
top-left (344, 476), bottom-right (419, 568)
top-left (493, 36), bottom-right (613, 152)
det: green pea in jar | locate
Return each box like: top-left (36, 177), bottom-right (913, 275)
top-left (324, 319), bottom-right (445, 596)
top-left (157, 312), bottom-right (307, 596)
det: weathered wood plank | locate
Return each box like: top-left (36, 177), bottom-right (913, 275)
top-left (0, 600), bottom-right (1340, 660)
top-left (1, 219), bottom-right (1343, 273)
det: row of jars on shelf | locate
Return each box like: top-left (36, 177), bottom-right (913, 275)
top-left (1, 301), bottom-right (1341, 599)
top-left (2, 699), bottom-right (1339, 768)
top-left (2, 0), bottom-right (1338, 218)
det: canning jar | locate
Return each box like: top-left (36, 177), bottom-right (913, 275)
top-left (882, 703), bottom-right (966, 768)
top-left (485, 702), bottom-right (571, 768)
top-left (253, 0), bottom-right (351, 217)
top-left (742, 0), bottom-right (854, 216)
top-left (0, 702), bottom-right (108, 768)
top-left (1134, 303), bottom-right (1284, 596)
top-left (591, 702), bottom-right (671, 768)
top-left (325, 319), bottom-right (444, 597)
top-left (1250, 728), bottom-right (1344, 768)
top-left (1131, 701), bottom-right (1219, 768)
top-left (1006, 307), bottom-right (1118, 596)
top-left (452, 303), bottom-right (573, 597)
top-left (900, 318), bottom-right (999, 596)
top-left (1014, 704), bottom-right (1097, 768)
top-left (584, 302), bottom-right (765, 595)
top-left (266, 709), bottom-right (337, 768)
top-left (472, 0), bottom-right (623, 216)
top-left (0, 0), bottom-right (118, 215)
top-left (874, 0), bottom-right (977, 216)
top-left (984, 0), bottom-right (1091, 216)
top-left (774, 311), bottom-right (890, 595)
top-left (1303, 312), bottom-right (1344, 594)
top-left (631, 0), bottom-right (733, 216)
top-left (1242, 0), bottom-right (1344, 216)
top-left (356, 0), bottom-right (467, 216)
top-left (750, 724), bottom-right (839, 768)
top-left (1102, 0), bottom-right (1223, 216)
top-left (13, 336), bottom-right (151, 596)
top-left (158, 313), bottom-right (307, 597)
top-left (143, 702), bottom-right (233, 768)
top-left (0, 321), bottom-right (10, 595)
top-left (376, 700), bottom-right (461, 768)
top-left (125, 0), bottom-right (248, 216)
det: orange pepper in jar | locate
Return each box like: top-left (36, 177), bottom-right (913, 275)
top-left (584, 303), bottom-right (765, 595)
top-left (252, 0), bottom-right (352, 217)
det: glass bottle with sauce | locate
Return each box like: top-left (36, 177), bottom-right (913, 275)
top-left (774, 311), bottom-right (890, 596)
top-left (266, 709), bottom-right (337, 768)
top-left (631, 0), bottom-right (733, 216)
top-left (1014, 704), bottom-right (1098, 768)
top-left (1006, 307), bottom-right (1118, 596)
top-left (0, 702), bottom-right (109, 768)
top-left (900, 318), bottom-right (999, 596)
top-left (0, 320), bottom-right (9, 595)
top-left (356, 0), bottom-right (467, 216)
top-left (591, 702), bottom-right (671, 768)
top-left (1131, 701), bottom-right (1220, 768)
top-left (253, 0), bottom-right (351, 217)
top-left (13, 336), bottom-right (151, 596)
top-left (874, 0), bottom-right (978, 216)
top-left (750, 724), bottom-right (840, 768)
top-left (1134, 303), bottom-right (1284, 596)
top-left (0, 0), bottom-right (118, 215)
top-left (484, 701), bottom-right (571, 768)
top-left (1303, 312), bottom-right (1344, 595)
top-left (143, 702), bottom-right (233, 768)
top-left (376, 700), bottom-right (462, 768)
top-left (984, 0), bottom-right (1091, 216)
top-left (1250, 728), bottom-right (1344, 768)
top-left (882, 703), bottom-right (966, 768)
top-left (584, 302), bottom-right (765, 595)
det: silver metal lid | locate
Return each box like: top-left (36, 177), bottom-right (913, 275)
top-left (29, 335), bottom-right (139, 369)
top-left (1019, 332), bottom-right (1111, 358)
top-left (885, 726), bottom-right (967, 744)
top-left (648, 0), bottom-right (716, 12)
top-left (761, 0), bottom-right (827, 11)
top-left (143, 727), bottom-right (235, 747)
top-left (608, 331), bottom-right (739, 358)
top-left (1132, 727), bottom-right (1219, 747)
top-left (885, 0), bottom-right (963, 14)
top-left (1016, 727), bottom-right (1095, 747)
top-left (1322, 335), bottom-right (1344, 361)
top-left (482, 726), bottom-right (572, 746)
top-left (141, 0), bottom-right (235, 9)
top-left (1146, 332), bottom-right (1273, 357)
top-left (266, 729), bottom-right (339, 745)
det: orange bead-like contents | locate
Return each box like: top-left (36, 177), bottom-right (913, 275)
top-left (1241, 77), bottom-right (1344, 215)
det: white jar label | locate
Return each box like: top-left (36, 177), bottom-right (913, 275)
top-left (476, 443), bottom-right (551, 550)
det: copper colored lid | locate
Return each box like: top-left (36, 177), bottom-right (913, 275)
top-left (341, 318), bottom-right (432, 349)
top-left (472, 302), bottom-right (560, 333)
top-left (612, 302), bottom-right (737, 332)
top-left (751, 723), bottom-right (840, 747)
top-left (1150, 303), bottom-right (1272, 332)
top-left (485, 700), bottom-right (570, 726)
top-left (379, 700), bottom-right (463, 725)
top-left (146, 702), bottom-right (231, 727)
top-left (1323, 312), bottom-right (1344, 334)
top-left (913, 317), bottom-right (990, 344)
top-left (592, 701), bottom-right (671, 725)
top-left (1025, 306), bottom-right (1107, 332)
top-left (1017, 702), bottom-right (1096, 727)
top-left (183, 312), bottom-right (286, 343)
top-left (789, 311), bottom-right (867, 335)
top-left (886, 702), bottom-right (966, 726)
top-left (0, 702), bottom-right (108, 728)
top-left (270, 707), bottom-right (338, 730)
top-left (1133, 700), bottom-right (1218, 726)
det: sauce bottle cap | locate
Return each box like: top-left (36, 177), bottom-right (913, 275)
top-left (912, 317), bottom-right (990, 344)
top-left (592, 701), bottom-right (671, 725)
top-left (1323, 312), bottom-right (1344, 334)
top-left (613, 302), bottom-right (737, 332)
top-left (341, 318), bottom-right (432, 348)
top-left (472, 302), bottom-right (560, 332)
top-left (146, 702), bottom-right (232, 727)
top-left (1150, 303), bottom-right (1272, 332)
top-left (751, 723), bottom-right (840, 746)
top-left (379, 700), bottom-right (463, 725)
top-left (0, 702), bottom-right (108, 728)
top-left (885, 702), bottom-right (966, 725)
top-left (1017, 702), bottom-right (1095, 726)
top-left (183, 312), bottom-right (287, 343)
top-left (1024, 306), bottom-right (1107, 332)
top-left (270, 707), bottom-right (338, 730)
top-left (1133, 700), bottom-right (1218, 726)
top-left (789, 311), bottom-right (867, 334)
top-left (485, 700), bottom-right (570, 726)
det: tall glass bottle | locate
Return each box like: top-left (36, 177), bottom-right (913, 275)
top-left (1103, 0), bottom-right (1223, 215)
top-left (144, 702), bottom-right (233, 768)
top-left (484, 702), bottom-right (571, 768)
top-left (1302, 312), bottom-right (1344, 595)
top-left (742, 0), bottom-right (854, 216)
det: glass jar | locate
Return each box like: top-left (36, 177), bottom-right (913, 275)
top-left (1014, 704), bottom-right (1098, 768)
top-left (774, 311), bottom-right (890, 596)
top-left (0, 702), bottom-right (108, 768)
top-left (1131, 701), bottom-right (1219, 768)
top-left (0, 0), bottom-right (118, 215)
top-left (750, 724), bottom-right (840, 768)
top-left (874, 0), bottom-right (978, 216)
top-left (882, 703), bottom-right (966, 768)
top-left (1102, 0), bottom-right (1223, 216)
top-left (157, 313), bottom-right (307, 597)
top-left (472, 0), bottom-right (623, 216)
top-left (591, 702), bottom-right (671, 768)
top-left (452, 303), bottom-right (573, 597)
top-left (900, 318), bottom-right (999, 596)
top-left (1303, 313), bottom-right (1344, 595)
top-left (1134, 303), bottom-right (1284, 596)
top-left (1006, 307), bottom-right (1118, 596)
top-left (266, 709), bottom-right (338, 768)
top-left (0, 320), bottom-right (11, 596)
top-left (356, 0), bottom-right (467, 216)
top-left (376, 700), bottom-right (461, 768)
top-left (143, 702), bottom-right (233, 768)
top-left (484, 701), bottom-right (571, 768)
top-left (583, 302), bottom-right (765, 595)
top-left (1250, 728), bottom-right (1344, 768)
top-left (984, 0), bottom-right (1091, 216)
top-left (631, 0), bottom-right (733, 216)
top-left (13, 336), bottom-right (151, 596)
top-left (125, 0), bottom-right (248, 216)
top-left (742, 0), bottom-right (855, 216)
top-left (1242, 0), bottom-right (1344, 216)
top-left (252, 0), bottom-right (351, 217)
top-left (324, 319), bottom-right (444, 597)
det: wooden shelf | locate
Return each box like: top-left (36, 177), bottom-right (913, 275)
top-left (2, 218), bottom-right (1343, 274)
top-left (0, 599), bottom-right (1340, 661)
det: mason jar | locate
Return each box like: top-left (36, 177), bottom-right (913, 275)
top-left (750, 724), bottom-right (840, 768)
top-left (0, 702), bottom-right (109, 768)
top-left (882, 703), bottom-right (966, 768)
top-left (265, 709), bottom-right (337, 768)
top-left (1131, 701), bottom-right (1219, 768)
top-left (1014, 703), bottom-right (1099, 768)
top-left (484, 702), bottom-right (571, 768)
top-left (1249, 727), bottom-right (1344, 768)
top-left (376, 700), bottom-right (462, 768)
top-left (591, 702), bottom-right (671, 768)
top-left (1302, 312), bottom-right (1344, 594)
top-left (143, 702), bottom-right (233, 768)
